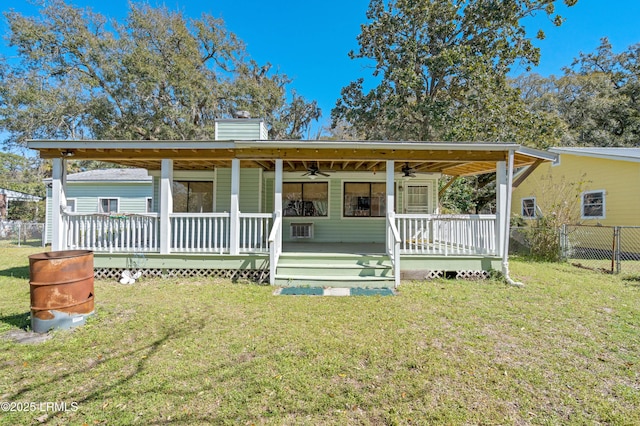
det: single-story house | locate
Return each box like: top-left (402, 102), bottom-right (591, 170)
top-left (0, 187), bottom-right (42, 219)
top-left (512, 147), bottom-right (640, 226)
top-left (27, 118), bottom-right (556, 287)
top-left (43, 168), bottom-right (153, 245)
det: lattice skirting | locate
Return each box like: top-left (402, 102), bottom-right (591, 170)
top-left (94, 268), bottom-right (268, 283)
top-left (424, 270), bottom-right (491, 280)
top-left (455, 270), bottom-right (491, 280)
top-left (95, 268), bottom-right (489, 283)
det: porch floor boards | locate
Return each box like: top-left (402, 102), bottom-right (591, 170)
top-left (282, 242), bottom-right (385, 255)
top-left (282, 241), bottom-right (491, 257)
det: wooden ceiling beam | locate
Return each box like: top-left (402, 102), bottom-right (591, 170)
top-left (438, 176), bottom-right (459, 198)
top-left (253, 160), bottom-right (272, 170)
top-left (36, 147), bottom-right (508, 163)
top-left (367, 161), bottom-right (380, 170)
top-left (512, 159), bottom-right (544, 188)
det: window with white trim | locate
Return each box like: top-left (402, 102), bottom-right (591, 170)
top-left (173, 181), bottom-right (213, 213)
top-left (581, 190), bottom-right (605, 219)
top-left (343, 182), bottom-right (386, 217)
top-left (405, 185), bottom-right (430, 214)
top-left (66, 198), bottom-right (77, 213)
top-left (521, 197), bottom-right (536, 218)
top-left (283, 182), bottom-right (328, 217)
top-left (99, 198), bottom-right (119, 213)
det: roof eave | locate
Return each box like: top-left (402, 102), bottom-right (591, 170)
top-left (550, 147), bottom-right (640, 163)
top-left (517, 146), bottom-right (558, 162)
top-left (27, 139), bottom-right (521, 152)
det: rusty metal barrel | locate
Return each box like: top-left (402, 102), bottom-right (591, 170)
top-left (29, 250), bottom-right (95, 333)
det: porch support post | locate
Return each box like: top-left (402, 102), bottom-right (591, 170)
top-left (274, 159), bottom-right (283, 218)
top-left (270, 159), bottom-right (283, 285)
top-left (502, 149), bottom-right (517, 277)
top-left (386, 160), bottom-right (396, 251)
top-left (386, 160), bottom-right (395, 217)
top-left (229, 159), bottom-right (240, 255)
top-left (386, 160), bottom-right (400, 287)
top-left (495, 160), bottom-right (507, 257)
top-left (159, 159), bottom-right (173, 254)
top-left (51, 158), bottom-right (67, 251)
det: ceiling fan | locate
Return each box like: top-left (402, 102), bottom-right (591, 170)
top-left (302, 164), bottom-right (332, 179)
top-left (401, 162), bottom-right (417, 178)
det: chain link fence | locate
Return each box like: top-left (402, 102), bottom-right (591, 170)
top-left (509, 225), bottom-right (640, 276)
top-left (561, 224), bottom-right (640, 275)
top-left (0, 221), bottom-right (45, 247)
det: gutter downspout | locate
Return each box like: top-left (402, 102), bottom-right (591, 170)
top-left (502, 148), bottom-right (523, 287)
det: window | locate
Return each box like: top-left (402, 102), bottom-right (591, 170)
top-left (582, 190), bottom-right (605, 219)
top-left (521, 198), bottom-right (536, 218)
top-left (405, 185), bottom-right (430, 214)
top-left (173, 181), bottom-right (213, 213)
top-left (146, 197), bottom-right (153, 213)
top-left (283, 182), bottom-right (328, 217)
top-left (344, 182), bottom-right (386, 217)
top-left (66, 198), bottom-right (77, 213)
top-left (99, 198), bottom-right (119, 213)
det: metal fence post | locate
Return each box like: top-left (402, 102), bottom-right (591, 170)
top-left (559, 224), bottom-right (567, 260)
top-left (615, 226), bottom-right (621, 274)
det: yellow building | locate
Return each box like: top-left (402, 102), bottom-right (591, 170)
top-left (512, 148), bottom-right (640, 226)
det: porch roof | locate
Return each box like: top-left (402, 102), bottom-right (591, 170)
top-left (27, 139), bottom-right (556, 177)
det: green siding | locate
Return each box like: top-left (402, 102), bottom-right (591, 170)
top-left (263, 176), bottom-right (438, 243)
top-left (215, 120), bottom-right (266, 140)
top-left (66, 182), bottom-right (152, 213)
top-left (263, 178), bottom-right (274, 213)
top-left (152, 176), bottom-right (160, 212)
top-left (95, 253), bottom-right (268, 270)
top-left (214, 168), bottom-right (262, 213)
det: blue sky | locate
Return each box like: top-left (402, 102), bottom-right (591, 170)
top-left (2, 0), bottom-right (640, 136)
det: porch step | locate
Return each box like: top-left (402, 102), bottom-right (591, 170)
top-left (274, 253), bottom-right (395, 288)
top-left (274, 275), bottom-right (395, 288)
top-left (276, 263), bottom-right (393, 278)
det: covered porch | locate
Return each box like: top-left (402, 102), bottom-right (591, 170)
top-left (29, 133), bottom-right (555, 287)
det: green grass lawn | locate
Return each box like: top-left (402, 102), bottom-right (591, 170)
top-left (1, 247), bottom-right (639, 425)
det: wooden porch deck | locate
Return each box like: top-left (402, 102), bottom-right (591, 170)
top-left (282, 241), bottom-right (492, 257)
top-left (283, 242), bottom-right (386, 255)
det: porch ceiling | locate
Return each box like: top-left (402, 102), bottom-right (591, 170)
top-left (28, 140), bottom-right (553, 177)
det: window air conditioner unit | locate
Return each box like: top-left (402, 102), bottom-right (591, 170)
top-left (290, 223), bottom-right (313, 239)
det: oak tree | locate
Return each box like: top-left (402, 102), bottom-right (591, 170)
top-left (0, 0), bottom-right (320, 147)
top-left (331, 0), bottom-right (577, 145)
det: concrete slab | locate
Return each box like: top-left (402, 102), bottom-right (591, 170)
top-left (1, 329), bottom-right (53, 344)
top-left (323, 287), bottom-right (351, 296)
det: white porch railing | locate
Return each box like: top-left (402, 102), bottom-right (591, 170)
top-left (63, 212), bottom-right (495, 257)
top-left (395, 214), bottom-right (497, 255)
top-left (239, 213), bottom-right (273, 253)
top-left (170, 213), bottom-right (230, 253)
top-left (64, 212), bottom-right (160, 252)
top-left (268, 212), bottom-right (282, 285)
top-left (63, 212), bottom-right (273, 254)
